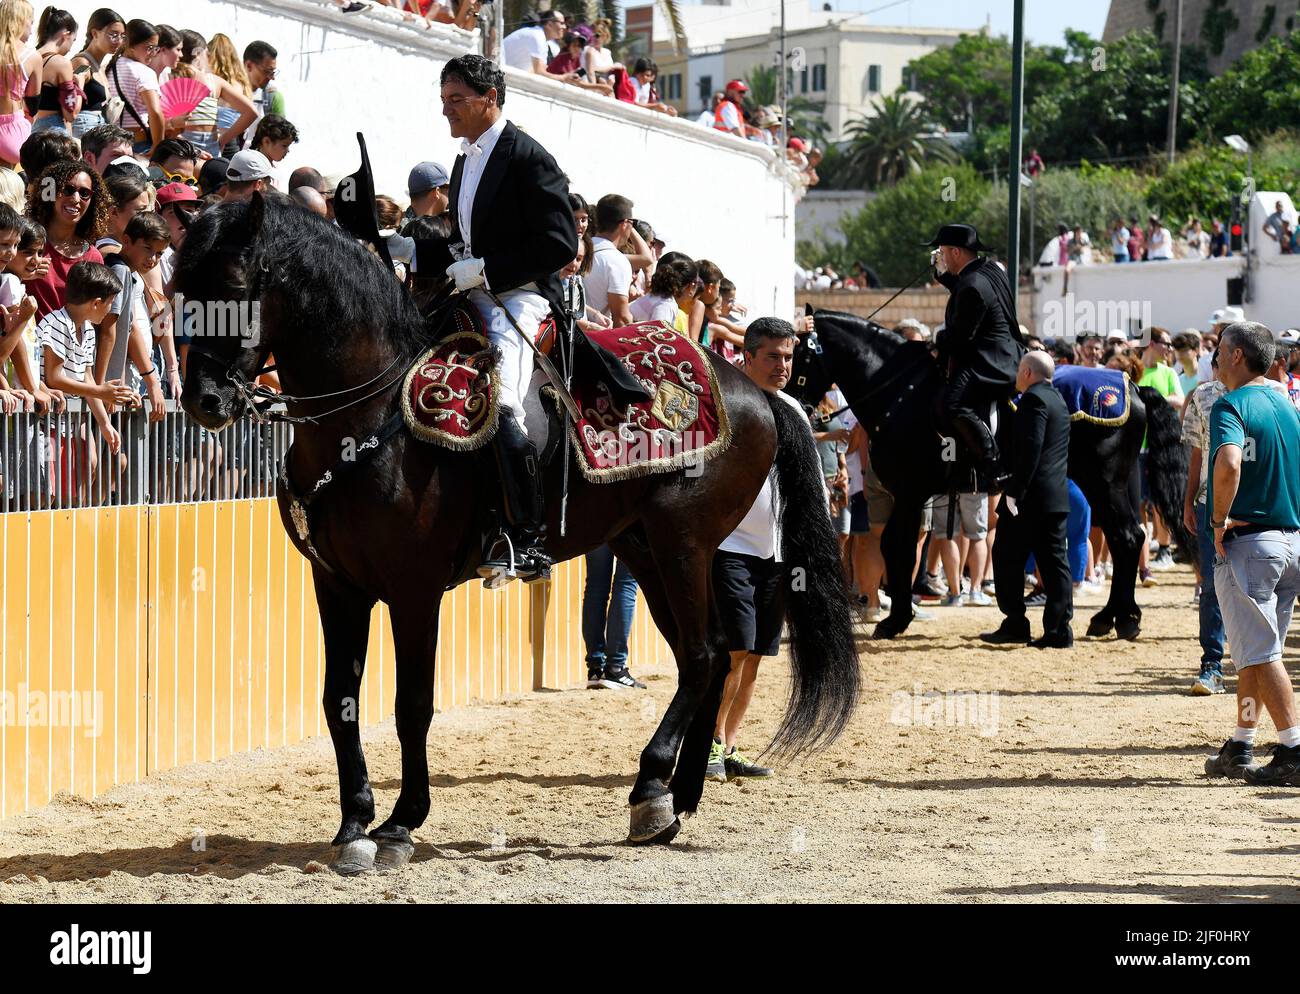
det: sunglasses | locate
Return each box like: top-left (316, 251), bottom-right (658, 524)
top-left (59, 183), bottom-right (93, 200)
top-left (159, 172), bottom-right (199, 188)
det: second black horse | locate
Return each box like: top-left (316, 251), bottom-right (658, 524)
top-left (786, 309), bottom-right (1189, 641)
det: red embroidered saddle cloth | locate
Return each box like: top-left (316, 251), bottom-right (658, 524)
top-left (402, 315), bottom-right (732, 481)
top-left (563, 322), bottom-right (730, 482)
top-left (401, 304), bottom-right (499, 451)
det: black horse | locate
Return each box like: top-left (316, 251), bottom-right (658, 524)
top-left (786, 309), bottom-right (1189, 641)
top-left (174, 194), bottom-right (860, 872)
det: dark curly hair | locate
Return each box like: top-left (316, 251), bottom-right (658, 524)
top-left (251, 114), bottom-right (299, 151)
top-left (26, 160), bottom-right (110, 244)
top-left (440, 54), bottom-right (505, 108)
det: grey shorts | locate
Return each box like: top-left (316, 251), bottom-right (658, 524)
top-left (861, 462), bottom-right (934, 532)
top-left (1214, 529), bottom-right (1300, 669)
top-left (933, 492), bottom-right (989, 541)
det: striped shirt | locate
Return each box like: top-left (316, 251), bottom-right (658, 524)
top-left (35, 306), bottom-right (94, 382)
top-left (107, 57), bottom-right (159, 129)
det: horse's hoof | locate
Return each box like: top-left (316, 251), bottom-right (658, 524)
top-left (627, 793), bottom-right (678, 844)
top-left (871, 623), bottom-right (900, 640)
top-left (1116, 620), bottom-right (1141, 641)
top-left (634, 816), bottom-right (682, 846)
top-left (332, 838), bottom-right (378, 876)
top-left (373, 839), bottom-right (415, 871)
top-left (1085, 617), bottom-right (1114, 638)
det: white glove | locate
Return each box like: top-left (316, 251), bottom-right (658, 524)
top-left (1004, 496), bottom-right (1019, 517)
top-left (447, 257), bottom-right (486, 292)
top-left (386, 232), bottom-right (415, 264)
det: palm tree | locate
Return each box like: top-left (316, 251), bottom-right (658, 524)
top-left (843, 91), bottom-right (957, 189)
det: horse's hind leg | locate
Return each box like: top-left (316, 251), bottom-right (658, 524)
top-left (314, 571), bottom-right (379, 874)
top-left (1090, 482), bottom-right (1143, 640)
top-left (610, 531), bottom-right (718, 844)
top-left (370, 596), bottom-right (443, 870)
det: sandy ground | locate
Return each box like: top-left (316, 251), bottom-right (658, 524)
top-left (2, 562), bottom-right (1298, 904)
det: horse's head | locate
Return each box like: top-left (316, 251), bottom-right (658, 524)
top-left (174, 193), bottom-right (276, 430)
top-left (787, 309), bottom-right (835, 409)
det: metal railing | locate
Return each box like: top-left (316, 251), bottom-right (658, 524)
top-left (0, 400), bottom-right (292, 512)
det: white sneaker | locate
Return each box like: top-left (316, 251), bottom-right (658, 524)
top-left (865, 606), bottom-right (882, 623)
top-left (965, 589), bottom-right (993, 606)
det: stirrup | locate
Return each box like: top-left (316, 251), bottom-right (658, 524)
top-left (479, 531), bottom-right (520, 589)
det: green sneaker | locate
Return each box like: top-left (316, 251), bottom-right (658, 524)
top-left (705, 738), bottom-right (727, 783)
top-left (724, 748), bottom-right (773, 780)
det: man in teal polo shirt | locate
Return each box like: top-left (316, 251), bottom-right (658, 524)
top-left (1203, 321), bottom-right (1300, 783)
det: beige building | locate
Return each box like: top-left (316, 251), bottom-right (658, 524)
top-left (640, 14), bottom-right (963, 142)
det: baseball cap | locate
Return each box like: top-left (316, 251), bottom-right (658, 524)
top-left (1280, 329), bottom-right (1300, 344)
top-left (787, 137), bottom-right (808, 152)
top-left (1215, 305), bottom-right (1245, 325)
top-left (407, 161), bottom-right (450, 196)
top-left (1106, 329), bottom-right (1127, 341)
top-left (725, 79), bottom-right (748, 93)
top-left (226, 149), bottom-right (274, 182)
top-left (156, 182), bottom-right (199, 207)
top-left (199, 157), bottom-right (230, 195)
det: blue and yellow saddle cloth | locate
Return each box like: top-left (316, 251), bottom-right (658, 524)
top-left (1049, 365), bottom-right (1130, 426)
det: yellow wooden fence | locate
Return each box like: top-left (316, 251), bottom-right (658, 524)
top-left (0, 499), bottom-right (672, 819)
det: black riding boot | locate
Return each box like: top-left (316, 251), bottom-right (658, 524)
top-left (951, 413), bottom-right (1009, 493)
top-left (479, 415), bottom-right (551, 587)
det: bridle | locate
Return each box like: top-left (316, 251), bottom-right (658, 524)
top-left (186, 237), bottom-right (456, 426)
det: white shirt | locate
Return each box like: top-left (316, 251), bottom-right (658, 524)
top-left (583, 237), bottom-right (633, 317)
top-left (633, 78), bottom-right (653, 104)
top-left (457, 115), bottom-right (508, 259)
top-left (502, 25), bottom-right (548, 72)
top-left (719, 389), bottom-right (811, 560)
top-left (1148, 226), bottom-right (1173, 259)
top-left (628, 293), bottom-right (677, 325)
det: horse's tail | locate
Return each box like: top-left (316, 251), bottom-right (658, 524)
top-left (765, 392), bottom-right (861, 757)
top-left (1137, 384), bottom-right (1194, 560)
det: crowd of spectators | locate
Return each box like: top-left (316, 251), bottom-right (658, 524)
top-left (1039, 213), bottom-right (1239, 267)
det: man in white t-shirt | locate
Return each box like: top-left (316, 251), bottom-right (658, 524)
top-left (583, 193), bottom-right (637, 325)
top-left (502, 10), bottom-right (574, 81)
top-left (705, 317), bottom-right (815, 783)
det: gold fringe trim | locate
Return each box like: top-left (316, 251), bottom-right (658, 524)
top-left (401, 331), bottom-right (501, 451)
top-left (566, 331), bottom-right (734, 484)
top-left (1008, 372), bottom-right (1131, 427)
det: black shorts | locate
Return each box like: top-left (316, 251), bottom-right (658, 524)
top-left (713, 550), bottom-right (787, 656)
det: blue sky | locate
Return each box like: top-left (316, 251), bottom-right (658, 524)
top-left (656, 0), bottom-right (1111, 46)
top-left (841, 0), bottom-right (1110, 44)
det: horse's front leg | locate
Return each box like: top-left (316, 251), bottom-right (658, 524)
top-left (874, 499), bottom-right (923, 639)
top-left (370, 595), bottom-right (443, 870)
top-left (313, 570), bottom-right (379, 874)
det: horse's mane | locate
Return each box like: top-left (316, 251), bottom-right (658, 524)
top-left (174, 197), bottom-right (428, 360)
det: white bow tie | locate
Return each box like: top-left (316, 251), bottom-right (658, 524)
top-left (460, 139), bottom-right (483, 158)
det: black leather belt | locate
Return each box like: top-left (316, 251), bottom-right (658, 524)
top-left (1222, 524), bottom-right (1299, 543)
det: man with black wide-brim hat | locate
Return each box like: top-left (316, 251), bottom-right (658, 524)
top-left (925, 223), bottom-right (1025, 488)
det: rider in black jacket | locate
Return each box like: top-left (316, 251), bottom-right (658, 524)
top-left (927, 223), bottom-right (1026, 489)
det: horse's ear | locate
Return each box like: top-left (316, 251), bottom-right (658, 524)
top-left (804, 302), bottom-right (814, 317)
top-left (176, 206), bottom-right (194, 233)
top-left (247, 191), bottom-right (266, 239)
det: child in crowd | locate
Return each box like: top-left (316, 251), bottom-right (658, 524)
top-left (35, 261), bottom-right (134, 498)
top-left (0, 206), bottom-right (40, 411)
top-left (98, 211), bottom-right (169, 415)
top-left (688, 259), bottom-right (723, 346)
top-left (707, 277), bottom-right (747, 364)
top-left (629, 255), bottom-right (694, 336)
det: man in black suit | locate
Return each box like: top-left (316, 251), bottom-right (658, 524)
top-left (927, 223), bottom-right (1025, 489)
top-left (981, 350), bottom-right (1074, 649)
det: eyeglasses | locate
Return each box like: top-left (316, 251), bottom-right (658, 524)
top-left (59, 184), bottom-right (93, 200)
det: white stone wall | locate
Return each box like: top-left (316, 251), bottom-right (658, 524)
top-left (1032, 253), bottom-right (1300, 338)
top-left (64, 0), bottom-right (796, 317)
